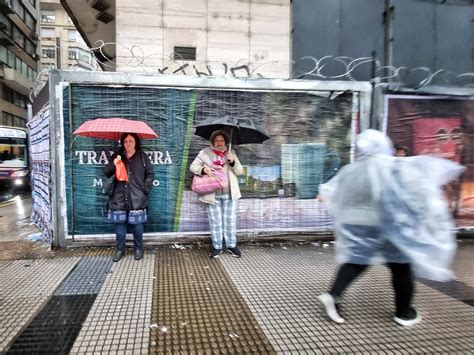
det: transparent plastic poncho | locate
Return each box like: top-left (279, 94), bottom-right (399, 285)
top-left (320, 130), bottom-right (466, 281)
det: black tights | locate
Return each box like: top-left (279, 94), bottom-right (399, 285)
top-left (329, 263), bottom-right (414, 315)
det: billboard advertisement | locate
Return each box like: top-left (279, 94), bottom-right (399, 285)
top-left (384, 95), bottom-right (474, 228)
top-left (62, 85), bottom-right (359, 238)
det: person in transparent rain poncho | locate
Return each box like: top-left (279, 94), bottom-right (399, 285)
top-left (317, 129), bottom-right (465, 327)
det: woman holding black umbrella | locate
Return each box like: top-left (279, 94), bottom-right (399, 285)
top-left (190, 130), bottom-right (244, 258)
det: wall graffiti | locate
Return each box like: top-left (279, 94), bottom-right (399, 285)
top-left (31, 41), bottom-right (474, 100)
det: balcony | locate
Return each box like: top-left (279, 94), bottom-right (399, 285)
top-left (0, 67), bottom-right (33, 95)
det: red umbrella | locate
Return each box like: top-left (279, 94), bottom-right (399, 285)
top-left (73, 118), bottom-right (158, 140)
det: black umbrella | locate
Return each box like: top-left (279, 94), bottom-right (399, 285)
top-left (195, 115), bottom-right (270, 146)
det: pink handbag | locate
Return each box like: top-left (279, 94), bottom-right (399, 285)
top-left (191, 169), bottom-right (229, 195)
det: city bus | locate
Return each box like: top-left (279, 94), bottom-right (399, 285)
top-left (0, 126), bottom-right (29, 189)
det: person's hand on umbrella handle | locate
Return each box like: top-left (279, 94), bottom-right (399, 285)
top-left (226, 150), bottom-right (235, 163)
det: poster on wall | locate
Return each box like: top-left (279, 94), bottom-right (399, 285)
top-left (27, 105), bottom-right (53, 244)
top-left (384, 95), bottom-right (474, 228)
top-left (63, 85), bottom-right (358, 238)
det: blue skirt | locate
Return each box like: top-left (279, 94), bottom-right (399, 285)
top-left (107, 209), bottom-right (147, 224)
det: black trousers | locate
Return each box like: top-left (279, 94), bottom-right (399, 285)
top-left (329, 262), bottom-right (414, 316)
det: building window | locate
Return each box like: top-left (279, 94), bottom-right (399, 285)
top-left (2, 112), bottom-right (13, 126)
top-left (25, 11), bottom-right (35, 30)
top-left (68, 29), bottom-right (79, 42)
top-left (173, 46), bottom-right (196, 61)
top-left (2, 85), bottom-right (14, 103)
top-left (12, 27), bottom-right (25, 48)
top-left (42, 46), bottom-right (55, 59)
top-left (6, 49), bottom-right (15, 67)
top-left (68, 49), bottom-right (78, 60)
top-left (25, 39), bottom-right (35, 56)
top-left (14, 116), bottom-right (25, 127)
top-left (41, 27), bottom-right (55, 39)
top-left (1, 112), bottom-right (26, 128)
top-left (79, 51), bottom-right (91, 63)
top-left (1, 48), bottom-right (35, 80)
top-left (0, 14), bottom-right (12, 35)
top-left (12, 1), bottom-right (25, 20)
top-left (0, 46), bottom-right (7, 65)
top-left (14, 92), bottom-right (27, 109)
top-left (2, 86), bottom-right (27, 109)
top-left (41, 10), bottom-right (55, 23)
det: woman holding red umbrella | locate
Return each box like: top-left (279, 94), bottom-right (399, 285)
top-left (104, 132), bottom-right (154, 262)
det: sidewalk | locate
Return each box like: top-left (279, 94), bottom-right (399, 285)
top-left (1, 240), bottom-right (473, 354)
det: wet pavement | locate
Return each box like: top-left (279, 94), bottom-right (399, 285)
top-left (0, 186), bottom-right (40, 242)
top-left (0, 241), bottom-right (473, 354)
top-left (0, 186), bottom-right (50, 261)
top-left (1, 187), bottom-right (473, 353)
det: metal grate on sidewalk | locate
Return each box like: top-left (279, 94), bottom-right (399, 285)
top-left (150, 248), bottom-right (275, 354)
top-left (7, 256), bottom-right (113, 353)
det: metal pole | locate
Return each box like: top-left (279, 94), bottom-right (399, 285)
top-left (383, 0), bottom-right (394, 82)
top-left (56, 36), bottom-right (61, 68)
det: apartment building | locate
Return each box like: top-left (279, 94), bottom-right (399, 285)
top-left (0, 0), bottom-right (39, 128)
top-left (39, 0), bottom-right (99, 81)
top-left (60, 0), bottom-right (291, 78)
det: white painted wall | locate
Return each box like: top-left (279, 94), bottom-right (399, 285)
top-left (115, 0), bottom-right (290, 78)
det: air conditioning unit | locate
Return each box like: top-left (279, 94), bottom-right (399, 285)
top-left (96, 11), bottom-right (114, 24)
top-left (91, 0), bottom-right (110, 12)
top-left (0, 23), bottom-right (7, 31)
top-left (32, 34), bottom-right (39, 40)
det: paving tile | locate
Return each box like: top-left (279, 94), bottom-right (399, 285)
top-left (219, 243), bottom-right (474, 353)
top-left (451, 239), bottom-right (474, 287)
top-left (0, 258), bottom-right (80, 353)
top-left (55, 256), bottom-right (113, 295)
top-left (149, 247), bottom-right (276, 354)
top-left (1, 242), bottom-right (473, 353)
top-left (7, 295), bottom-right (96, 353)
top-left (69, 253), bottom-right (155, 353)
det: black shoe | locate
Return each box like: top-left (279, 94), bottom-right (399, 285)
top-left (112, 249), bottom-right (124, 262)
top-left (209, 248), bottom-right (222, 258)
top-left (134, 249), bottom-right (143, 260)
top-left (394, 307), bottom-right (422, 326)
top-left (227, 247), bottom-right (242, 258)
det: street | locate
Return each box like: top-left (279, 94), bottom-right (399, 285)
top-left (0, 185), bottom-right (50, 260)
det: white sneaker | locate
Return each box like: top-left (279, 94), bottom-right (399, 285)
top-left (318, 293), bottom-right (345, 324)
top-left (394, 309), bottom-right (422, 326)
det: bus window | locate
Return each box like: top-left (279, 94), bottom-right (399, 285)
top-left (0, 142), bottom-right (27, 168)
top-left (0, 126), bottom-right (29, 188)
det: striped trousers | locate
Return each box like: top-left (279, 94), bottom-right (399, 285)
top-left (207, 194), bottom-right (236, 249)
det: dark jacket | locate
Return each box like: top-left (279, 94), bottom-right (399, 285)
top-left (104, 150), bottom-right (154, 211)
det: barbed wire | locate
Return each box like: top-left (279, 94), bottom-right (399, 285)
top-left (31, 41), bottom-right (474, 99)
top-left (292, 55), bottom-right (474, 88)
